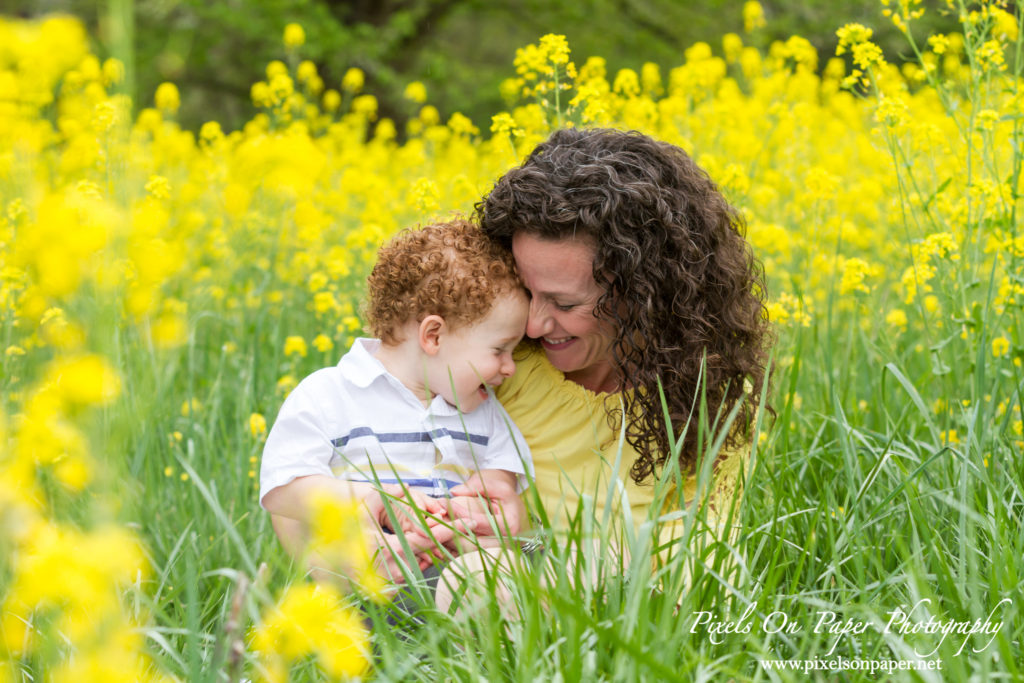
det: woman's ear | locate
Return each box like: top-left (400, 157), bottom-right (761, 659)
top-left (418, 315), bottom-right (446, 355)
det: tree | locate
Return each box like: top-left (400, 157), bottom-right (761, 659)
top-left (6, 0), bottom-right (962, 133)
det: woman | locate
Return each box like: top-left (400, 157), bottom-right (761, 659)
top-left (435, 127), bottom-right (772, 608)
top-left (470, 127), bottom-right (769, 522)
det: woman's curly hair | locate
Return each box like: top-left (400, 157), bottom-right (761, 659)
top-left (476, 128), bottom-right (772, 483)
top-left (366, 217), bottom-right (522, 344)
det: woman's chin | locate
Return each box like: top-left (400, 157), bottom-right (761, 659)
top-left (541, 347), bottom-right (583, 375)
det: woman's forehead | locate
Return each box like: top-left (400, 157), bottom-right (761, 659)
top-left (510, 233), bottom-right (597, 293)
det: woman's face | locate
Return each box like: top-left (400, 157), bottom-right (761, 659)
top-left (511, 233), bottom-right (618, 393)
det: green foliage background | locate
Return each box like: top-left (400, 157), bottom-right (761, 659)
top-left (13, 0), bottom-right (960, 132)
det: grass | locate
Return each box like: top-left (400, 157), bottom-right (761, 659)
top-left (118, 300), bottom-right (1022, 680)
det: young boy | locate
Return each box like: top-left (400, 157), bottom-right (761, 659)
top-left (260, 218), bottom-right (532, 586)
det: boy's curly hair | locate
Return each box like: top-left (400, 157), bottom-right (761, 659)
top-left (477, 128), bottom-right (773, 484)
top-left (366, 218), bottom-right (522, 344)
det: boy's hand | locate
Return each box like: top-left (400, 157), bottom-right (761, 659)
top-left (449, 471), bottom-right (524, 537)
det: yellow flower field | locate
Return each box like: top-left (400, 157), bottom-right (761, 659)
top-left (1, 0), bottom-right (1021, 679)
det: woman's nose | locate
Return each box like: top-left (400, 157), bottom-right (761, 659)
top-left (525, 298), bottom-right (552, 339)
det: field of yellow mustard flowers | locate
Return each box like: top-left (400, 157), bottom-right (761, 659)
top-left (1, 1), bottom-right (1022, 680)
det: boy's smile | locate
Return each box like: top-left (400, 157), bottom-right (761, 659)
top-left (427, 290), bottom-right (528, 413)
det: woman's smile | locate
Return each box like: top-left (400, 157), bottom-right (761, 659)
top-left (541, 336), bottom-right (575, 349)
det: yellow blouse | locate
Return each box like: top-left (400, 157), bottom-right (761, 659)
top-left (496, 346), bottom-right (747, 532)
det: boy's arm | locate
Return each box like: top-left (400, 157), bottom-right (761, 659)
top-left (271, 511), bottom-right (457, 585)
top-left (262, 473), bottom-right (380, 521)
top-left (260, 373), bottom-right (452, 531)
top-left (261, 371), bottom-right (465, 583)
top-left (270, 513), bottom-right (338, 585)
top-left (267, 477), bottom-right (469, 585)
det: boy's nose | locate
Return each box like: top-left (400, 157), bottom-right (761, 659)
top-left (500, 354), bottom-right (516, 377)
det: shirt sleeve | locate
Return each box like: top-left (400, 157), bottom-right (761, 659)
top-left (259, 370), bottom-right (340, 507)
top-left (479, 399), bottom-right (534, 492)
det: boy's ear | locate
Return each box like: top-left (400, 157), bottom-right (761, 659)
top-left (418, 315), bottom-right (446, 355)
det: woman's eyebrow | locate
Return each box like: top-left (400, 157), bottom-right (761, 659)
top-left (536, 287), bottom-right (575, 299)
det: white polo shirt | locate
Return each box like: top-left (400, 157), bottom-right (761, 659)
top-left (259, 338), bottom-right (533, 506)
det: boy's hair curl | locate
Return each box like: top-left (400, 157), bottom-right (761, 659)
top-left (477, 128), bottom-right (773, 483)
top-left (366, 217), bottom-right (522, 344)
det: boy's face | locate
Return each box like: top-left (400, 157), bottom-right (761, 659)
top-left (428, 290), bottom-right (528, 412)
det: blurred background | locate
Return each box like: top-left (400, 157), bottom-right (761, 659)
top-left (7, 0), bottom-right (960, 133)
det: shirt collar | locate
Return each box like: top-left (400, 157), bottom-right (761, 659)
top-left (338, 337), bottom-right (389, 389)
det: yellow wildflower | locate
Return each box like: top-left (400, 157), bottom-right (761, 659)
top-left (743, 1), bottom-right (766, 32)
top-left (404, 81), bottom-right (427, 103)
top-left (613, 68), bottom-right (641, 97)
top-left (836, 23), bottom-right (874, 55)
top-left (277, 375), bottom-right (298, 396)
top-left (249, 413), bottom-right (267, 438)
top-left (839, 258), bottom-right (876, 296)
top-left (886, 309), bottom-right (908, 329)
top-left (490, 112), bottom-right (523, 137)
top-left (342, 67), bottom-right (365, 94)
top-left (46, 355), bottom-right (122, 406)
top-left (252, 583), bottom-right (369, 679)
top-left (283, 335), bottom-right (308, 358)
top-left (928, 34), bottom-right (949, 55)
top-left (145, 175), bottom-right (170, 200)
top-left (152, 313), bottom-right (188, 349)
top-left (539, 34), bottom-right (571, 65)
top-left (283, 23), bottom-right (305, 49)
top-left (154, 82), bottom-right (180, 113)
top-left (448, 112), bottom-right (478, 136)
top-left (199, 120), bottom-right (223, 144)
top-left (322, 88), bottom-right (341, 112)
top-left (992, 336), bottom-right (1010, 357)
top-left (101, 57), bottom-right (125, 86)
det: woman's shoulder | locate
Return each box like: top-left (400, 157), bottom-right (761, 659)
top-left (498, 343), bottom-right (616, 410)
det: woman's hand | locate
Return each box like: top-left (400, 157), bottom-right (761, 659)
top-left (366, 485), bottom-right (501, 578)
top-left (368, 484), bottom-right (447, 535)
top-left (448, 470), bottom-right (525, 537)
top-left (368, 525), bottom-right (448, 581)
